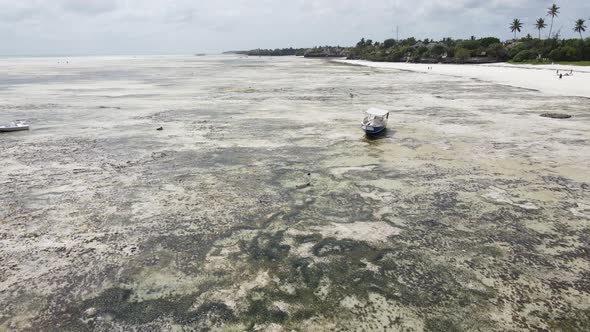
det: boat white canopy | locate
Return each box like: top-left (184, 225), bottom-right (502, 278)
top-left (365, 108), bottom-right (389, 117)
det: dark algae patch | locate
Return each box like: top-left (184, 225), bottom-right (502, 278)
top-left (51, 288), bottom-right (236, 331)
top-left (424, 318), bottom-right (464, 332)
top-left (188, 226), bottom-right (500, 330)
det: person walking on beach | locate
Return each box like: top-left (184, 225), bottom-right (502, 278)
top-left (559, 73), bottom-right (563, 79)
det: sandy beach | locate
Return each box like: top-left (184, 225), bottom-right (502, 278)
top-left (1, 55), bottom-right (589, 331)
top-left (337, 59), bottom-right (590, 98)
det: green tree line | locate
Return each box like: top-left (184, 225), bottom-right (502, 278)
top-left (349, 3), bottom-right (588, 64)
top-left (228, 3), bottom-right (588, 64)
top-left (230, 48), bottom-right (307, 56)
top-left (348, 36), bottom-right (590, 63)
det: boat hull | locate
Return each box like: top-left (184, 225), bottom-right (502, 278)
top-left (361, 124), bottom-right (386, 135)
top-left (0, 126), bottom-right (29, 132)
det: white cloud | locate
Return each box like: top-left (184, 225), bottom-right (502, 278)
top-left (60, 0), bottom-right (118, 15)
top-left (0, 0), bottom-right (588, 55)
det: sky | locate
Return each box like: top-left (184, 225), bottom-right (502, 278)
top-left (0, 0), bottom-right (588, 56)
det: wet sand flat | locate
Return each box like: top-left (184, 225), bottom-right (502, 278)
top-left (1, 55), bottom-right (589, 331)
top-left (338, 59), bottom-right (590, 98)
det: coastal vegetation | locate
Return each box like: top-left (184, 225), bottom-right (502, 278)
top-left (231, 36), bottom-right (590, 64)
top-left (226, 48), bottom-right (307, 56)
top-left (575, 19), bottom-right (587, 40)
top-left (228, 3), bottom-right (589, 65)
top-left (510, 19), bottom-right (523, 39)
top-left (512, 60), bottom-right (590, 66)
top-left (348, 3), bottom-right (589, 64)
top-left (349, 36), bottom-right (590, 64)
top-left (547, 4), bottom-right (559, 39)
top-left (535, 18), bottom-right (547, 40)
top-left (227, 46), bottom-right (348, 58)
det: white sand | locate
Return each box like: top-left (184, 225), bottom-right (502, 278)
top-left (312, 221), bottom-right (401, 245)
top-left (335, 60), bottom-right (590, 98)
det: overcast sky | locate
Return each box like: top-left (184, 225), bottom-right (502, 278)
top-left (0, 0), bottom-right (588, 55)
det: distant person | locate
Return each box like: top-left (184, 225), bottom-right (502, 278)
top-left (559, 73), bottom-right (563, 79)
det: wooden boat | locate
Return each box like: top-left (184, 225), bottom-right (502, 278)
top-left (0, 120), bottom-right (30, 132)
top-left (361, 108), bottom-right (389, 135)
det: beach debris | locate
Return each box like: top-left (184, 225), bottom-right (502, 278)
top-left (156, 126), bottom-right (164, 131)
top-left (540, 113), bottom-right (571, 119)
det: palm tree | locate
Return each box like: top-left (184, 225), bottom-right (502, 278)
top-left (510, 19), bottom-right (523, 39)
top-left (546, 4), bottom-right (560, 39)
top-left (574, 19), bottom-right (587, 40)
top-left (535, 18), bottom-right (547, 39)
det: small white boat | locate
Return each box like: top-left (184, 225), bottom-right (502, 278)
top-left (361, 108), bottom-right (389, 135)
top-left (0, 120), bottom-right (30, 132)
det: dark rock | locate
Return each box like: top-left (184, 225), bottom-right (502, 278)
top-left (296, 183), bottom-right (311, 189)
top-left (84, 307), bottom-right (97, 317)
top-left (540, 113), bottom-right (571, 119)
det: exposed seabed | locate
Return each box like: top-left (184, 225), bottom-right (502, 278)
top-left (1, 55), bottom-right (589, 331)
